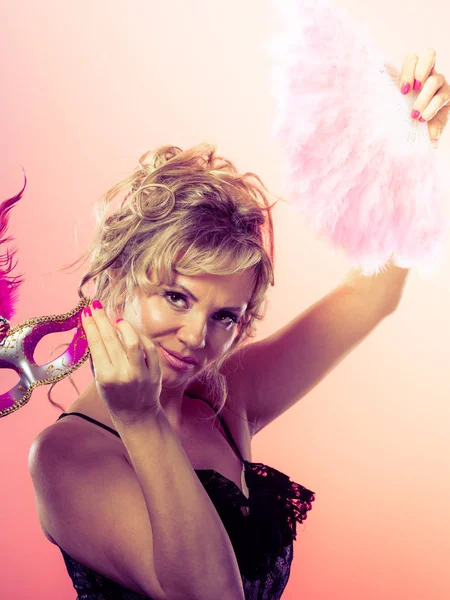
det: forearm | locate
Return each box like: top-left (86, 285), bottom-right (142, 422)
top-left (343, 255), bottom-right (411, 315)
top-left (113, 411), bottom-right (244, 600)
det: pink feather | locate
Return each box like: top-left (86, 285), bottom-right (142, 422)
top-left (0, 171), bottom-right (27, 321)
top-left (267, 0), bottom-right (450, 276)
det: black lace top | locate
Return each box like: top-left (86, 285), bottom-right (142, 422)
top-left (55, 392), bottom-right (315, 599)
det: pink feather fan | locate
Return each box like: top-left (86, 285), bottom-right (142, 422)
top-left (267, 0), bottom-right (450, 276)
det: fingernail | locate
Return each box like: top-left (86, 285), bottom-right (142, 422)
top-left (419, 117), bottom-right (426, 122)
top-left (411, 109), bottom-right (420, 120)
top-left (83, 307), bottom-right (92, 318)
top-left (401, 82), bottom-right (411, 95)
top-left (116, 318), bottom-right (124, 323)
top-left (413, 79), bottom-right (422, 91)
top-left (92, 299), bottom-right (103, 310)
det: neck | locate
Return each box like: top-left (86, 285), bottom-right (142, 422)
top-left (77, 378), bottom-right (206, 432)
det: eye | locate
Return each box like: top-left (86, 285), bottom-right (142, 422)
top-left (164, 291), bottom-right (188, 308)
top-left (216, 312), bottom-right (239, 326)
top-left (164, 292), bottom-right (239, 327)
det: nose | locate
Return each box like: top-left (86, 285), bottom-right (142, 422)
top-left (177, 314), bottom-right (207, 350)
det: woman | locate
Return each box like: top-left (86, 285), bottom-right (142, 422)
top-left (27, 51), bottom-right (450, 599)
top-left (28, 143), bottom-right (315, 600)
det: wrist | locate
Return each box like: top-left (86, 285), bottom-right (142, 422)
top-left (110, 406), bottom-right (167, 431)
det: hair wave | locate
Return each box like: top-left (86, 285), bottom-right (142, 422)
top-left (48, 142), bottom-right (285, 420)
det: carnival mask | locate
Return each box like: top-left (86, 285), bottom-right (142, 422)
top-left (0, 297), bottom-right (92, 418)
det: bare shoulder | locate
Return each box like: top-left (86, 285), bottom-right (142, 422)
top-left (32, 415), bottom-right (123, 473)
top-left (28, 418), bottom-right (123, 541)
top-left (28, 420), bottom-right (167, 599)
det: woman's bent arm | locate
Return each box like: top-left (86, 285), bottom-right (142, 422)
top-left (29, 412), bottom-right (244, 600)
top-left (115, 410), bottom-right (244, 600)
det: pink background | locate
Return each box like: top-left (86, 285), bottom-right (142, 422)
top-left (2, 1), bottom-right (450, 598)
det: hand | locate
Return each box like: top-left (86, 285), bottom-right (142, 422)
top-left (400, 48), bottom-right (450, 147)
top-left (81, 300), bottom-right (163, 426)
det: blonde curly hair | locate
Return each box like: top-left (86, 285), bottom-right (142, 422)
top-left (49, 142), bottom-right (284, 418)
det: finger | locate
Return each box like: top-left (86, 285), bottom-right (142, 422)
top-left (400, 52), bottom-right (418, 94)
top-left (83, 302), bottom-right (129, 379)
top-left (412, 73), bottom-right (447, 119)
top-left (420, 85), bottom-right (450, 121)
top-left (135, 326), bottom-right (163, 384)
top-left (81, 305), bottom-right (117, 377)
top-left (91, 300), bottom-right (130, 376)
top-left (116, 320), bottom-right (163, 389)
top-left (427, 105), bottom-right (450, 145)
top-left (115, 318), bottom-right (151, 374)
top-left (412, 47), bottom-right (436, 92)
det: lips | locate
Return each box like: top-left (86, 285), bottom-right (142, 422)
top-left (161, 347), bottom-right (198, 365)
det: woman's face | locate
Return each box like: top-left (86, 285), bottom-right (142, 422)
top-left (121, 270), bottom-right (255, 385)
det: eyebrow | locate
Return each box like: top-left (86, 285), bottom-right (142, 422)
top-left (170, 283), bottom-right (246, 312)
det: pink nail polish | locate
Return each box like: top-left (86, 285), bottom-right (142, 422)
top-left (116, 318), bottom-right (124, 323)
top-left (83, 307), bottom-right (92, 318)
top-left (413, 79), bottom-right (422, 91)
top-left (401, 82), bottom-right (411, 95)
top-left (92, 299), bottom-right (103, 310)
top-left (419, 117), bottom-right (426, 122)
top-left (411, 109), bottom-right (420, 120)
